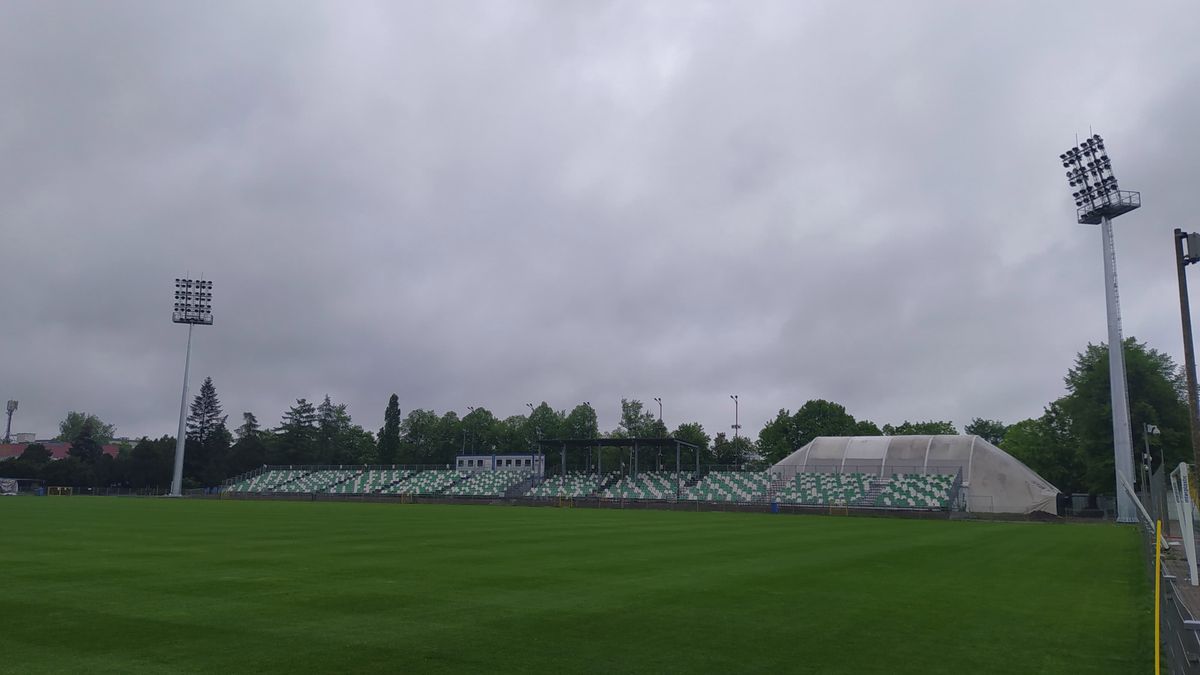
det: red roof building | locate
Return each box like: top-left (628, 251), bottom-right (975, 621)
top-left (0, 442), bottom-right (119, 461)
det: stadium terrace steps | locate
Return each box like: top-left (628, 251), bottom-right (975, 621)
top-left (600, 472), bottom-right (695, 500)
top-left (871, 474), bottom-right (955, 509)
top-left (223, 466), bottom-right (957, 510)
top-left (330, 469), bottom-right (413, 494)
top-left (382, 469), bottom-right (462, 495)
top-left (272, 469), bottom-right (361, 493)
top-left (775, 472), bottom-right (872, 506)
top-left (443, 471), bottom-right (532, 497)
top-left (685, 471), bottom-right (770, 503)
top-left (228, 468), bottom-right (313, 493)
top-left (525, 471), bottom-right (618, 498)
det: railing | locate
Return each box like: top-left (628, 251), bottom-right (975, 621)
top-left (947, 468), bottom-right (965, 511)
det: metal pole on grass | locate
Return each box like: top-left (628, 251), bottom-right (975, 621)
top-left (1058, 136), bottom-right (1140, 523)
top-left (1175, 229), bottom-right (1200, 470)
top-left (169, 277), bottom-right (213, 497)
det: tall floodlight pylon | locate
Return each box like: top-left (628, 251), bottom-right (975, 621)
top-left (170, 278), bottom-right (213, 497)
top-left (1059, 134), bottom-right (1141, 523)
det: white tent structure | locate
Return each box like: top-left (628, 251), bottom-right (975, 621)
top-left (771, 435), bottom-right (1060, 515)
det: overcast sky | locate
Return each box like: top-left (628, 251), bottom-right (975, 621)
top-left (3, 1), bottom-right (1200, 443)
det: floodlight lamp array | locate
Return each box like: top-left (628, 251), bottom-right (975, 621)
top-left (1059, 134), bottom-right (1139, 225)
top-left (172, 278), bottom-right (214, 325)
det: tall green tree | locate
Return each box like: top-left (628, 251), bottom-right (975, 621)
top-left (229, 415), bottom-right (267, 476)
top-left (186, 377), bottom-right (227, 444)
top-left (236, 412), bottom-right (261, 440)
top-left (275, 399), bottom-right (318, 464)
top-left (377, 394), bottom-right (401, 464)
top-left (672, 422), bottom-right (711, 459)
top-left (527, 402), bottom-right (565, 442)
top-left (1060, 338), bottom-right (1190, 493)
top-left (184, 377), bottom-right (232, 485)
top-left (399, 409), bottom-right (440, 464)
top-left (125, 436), bottom-right (176, 489)
top-left (496, 415), bottom-right (531, 455)
top-left (614, 399), bottom-right (657, 438)
top-left (432, 412), bottom-right (463, 464)
top-left (756, 400), bottom-right (875, 464)
top-left (564, 403), bottom-right (599, 439)
top-left (68, 421), bottom-right (105, 464)
top-left (965, 418), bottom-right (1008, 446)
top-left (711, 432), bottom-right (755, 466)
top-left (18, 443), bottom-right (52, 465)
top-left (462, 407), bottom-right (499, 454)
top-left (1002, 402), bottom-right (1081, 493)
top-left (57, 411), bottom-right (115, 445)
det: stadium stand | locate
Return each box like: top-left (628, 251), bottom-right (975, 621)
top-left (871, 473), bottom-right (955, 509)
top-left (525, 471), bottom-right (614, 498)
top-left (228, 468), bottom-right (312, 493)
top-left (773, 435), bottom-right (1056, 514)
top-left (443, 470), bottom-right (532, 497)
top-left (330, 468), bottom-right (412, 494)
top-left (775, 472), bottom-right (872, 505)
top-left (685, 471), bottom-right (769, 503)
top-left (221, 464), bottom-right (960, 511)
top-left (382, 469), bottom-right (462, 495)
top-left (600, 471), bottom-right (694, 500)
top-left (272, 469), bottom-right (360, 493)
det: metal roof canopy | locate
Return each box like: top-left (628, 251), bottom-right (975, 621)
top-left (534, 438), bottom-right (701, 494)
top-left (534, 437), bottom-right (698, 449)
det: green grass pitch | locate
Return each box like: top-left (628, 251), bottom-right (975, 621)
top-left (1, 498), bottom-right (1148, 674)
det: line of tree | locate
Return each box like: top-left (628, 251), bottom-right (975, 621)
top-left (999, 337), bottom-right (1191, 495)
top-left (3, 335), bottom-right (1183, 494)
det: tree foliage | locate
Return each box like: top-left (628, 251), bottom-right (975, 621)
top-left (614, 399), bottom-right (661, 438)
top-left (564, 403), bottom-right (599, 440)
top-left (19, 443), bottom-right (52, 465)
top-left (757, 400), bottom-right (880, 464)
top-left (712, 432), bottom-right (754, 466)
top-left (187, 377), bottom-right (227, 445)
top-left (377, 394), bottom-right (401, 464)
top-left (1002, 402), bottom-right (1082, 493)
top-left (68, 420), bottom-right (105, 464)
top-left (964, 418), bottom-right (1008, 446)
top-left (1058, 338), bottom-right (1189, 494)
top-left (57, 411), bottom-right (115, 445)
top-left (275, 399), bottom-right (318, 463)
top-left (236, 412), bottom-right (261, 440)
top-left (882, 420), bottom-right (958, 436)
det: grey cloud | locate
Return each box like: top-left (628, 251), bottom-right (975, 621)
top-left (3, 1), bottom-right (1199, 445)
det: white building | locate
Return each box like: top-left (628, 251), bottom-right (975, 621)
top-left (455, 453), bottom-right (544, 476)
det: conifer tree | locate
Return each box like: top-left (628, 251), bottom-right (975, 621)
top-left (378, 394), bottom-right (401, 464)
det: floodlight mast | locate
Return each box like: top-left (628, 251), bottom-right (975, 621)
top-left (170, 278), bottom-right (213, 497)
top-left (1059, 135), bottom-right (1141, 524)
top-left (4, 400), bottom-right (16, 444)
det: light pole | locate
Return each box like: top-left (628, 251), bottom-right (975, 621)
top-left (170, 278), bottom-right (213, 497)
top-left (526, 402), bottom-right (537, 470)
top-left (653, 397), bottom-right (662, 470)
top-left (4, 400), bottom-right (16, 444)
top-left (730, 394), bottom-right (740, 439)
top-left (463, 406), bottom-right (476, 453)
top-left (1175, 229), bottom-right (1200, 470)
top-left (1143, 423), bottom-right (1162, 524)
top-left (1137, 422), bottom-right (1156, 492)
top-left (1059, 134), bottom-right (1141, 523)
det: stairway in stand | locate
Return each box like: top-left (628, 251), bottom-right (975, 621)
top-left (855, 477), bottom-right (890, 507)
top-left (766, 477), bottom-right (788, 504)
